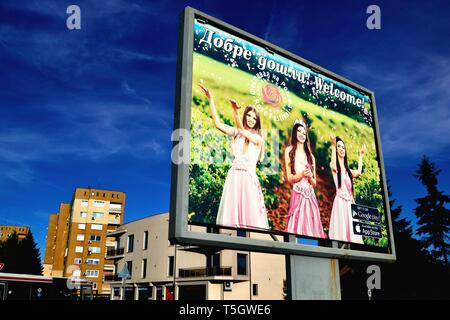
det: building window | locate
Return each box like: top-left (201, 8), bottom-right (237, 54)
top-left (91, 224), bottom-right (103, 230)
top-left (79, 212), bottom-right (87, 218)
top-left (141, 259), bottom-right (147, 279)
top-left (76, 234), bottom-right (85, 241)
top-left (73, 269), bottom-right (81, 277)
top-left (168, 256), bottom-right (174, 276)
top-left (89, 235), bottom-right (101, 242)
top-left (126, 261), bottom-right (133, 277)
top-left (86, 259), bottom-right (100, 265)
top-left (81, 200), bottom-right (88, 207)
top-left (143, 231), bottom-right (148, 250)
top-left (109, 203), bottom-right (122, 211)
top-left (237, 229), bottom-right (247, 237)
top-left (127, 235), bottom-right (134, 253)
top-left (75, 246), bottom-right (83, 253)
top-left (88, 246), bottom-right (101, 254)
top-left (237, 254), bottom-right (248, 275)
top-left (78, 224), bottom-right (86, 230)
top-left (207, 253), bottom-right (220, 272)
top-left (86, 270), bottom-right (99, 278)
top-left (252, 284), bottom-right (258, 296)
top-left (74, 258), bottom-right (82, 265)
top-left (93, 201), bottom-right (105, 208)
top-left (92, 283), bottom-right (97, 290)
top-left (92, 212), bottom-right (104, 220)
top-left (207, 226), bottom-right (220, 234)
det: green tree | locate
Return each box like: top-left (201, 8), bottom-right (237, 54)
top-left (0, 232), bottom-right (20, 273)
top-left (18, 231), bottom-right (43, 275)
top-left (380, 183), bottom-right (431, 299)
top-left (340, 183), bottom-right (443, 299)
top-left (414, 156), bottom-right (450, 266)
top-left (0, 231), bottom-right (43, 275)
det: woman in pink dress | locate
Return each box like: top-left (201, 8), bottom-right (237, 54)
top-left (328, 135), bottom-right (366, 243)
top-left (198, 85), bottom-right (269, 230)
top-left (284, 119), bottom-right (327, 238)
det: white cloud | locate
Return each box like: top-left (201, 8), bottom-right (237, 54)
top-left (0, 99), bottom-right (172, 183)
top-left (263, 1), bottom-right (304, 51)
top-left (114, 48), bottom-right (176, 64)
top-left (343, 53), bottom-right (450, 161)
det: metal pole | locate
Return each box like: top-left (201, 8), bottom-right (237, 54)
top-left (120, 278), bottom-right (125, 300)
top-left (173, 244), bottom-right (177, 300)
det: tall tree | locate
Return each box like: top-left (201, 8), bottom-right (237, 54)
top-left (0, 231), bottom-right (43, 275)
top-left (414, 156), bottom-right (450, 266)
top-left (0, 232), bottom-right (20, 273)
top-left (381, 183), bottom-right (430, 299)
top-left (340, 183), bottom-right (434, 299)
top-left (18, 231), bottom-right (43, 275)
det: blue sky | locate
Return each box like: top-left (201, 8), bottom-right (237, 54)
top-left (1, 0), bottom-right (449, 259)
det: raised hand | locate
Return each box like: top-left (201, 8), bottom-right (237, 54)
top-left (360, 144), bottom-right (366, 156)
top-left (229, 99), bottom-right (241, 110)
top-left (198, 84), bottom-right (211, 99)
top-left (330, 134), bottom-right (337, 146)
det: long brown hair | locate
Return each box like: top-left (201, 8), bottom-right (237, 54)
top-left (289, 122), bottom-right (313, 176)
top-left (335, 136), bottom-right (353, 193)
top-left (241, 106), bottom-right (262, 156)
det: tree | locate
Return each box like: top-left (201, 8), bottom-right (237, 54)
top-left (18, 231), bottom-right (43, 275)
top-left (381, 183), bottom-right (431, 299)
top-left (340, 182), bottom-right (436, 299)
top-left (0, 231), bottom-right (43, 275)
top-left (414, 156), bottom-right (450, 266)
top-left (0, 232), bottom-right (20, 273)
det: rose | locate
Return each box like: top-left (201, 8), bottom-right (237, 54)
top-left (261, 84), bottom-right (283, 108)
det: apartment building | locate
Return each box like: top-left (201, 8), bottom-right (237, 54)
top-left (106, 213), bottom-right (286, 300)
top-left (0, 226), bottom-right (29, 242)
top-left (43, 187), bottom-right (125, 296)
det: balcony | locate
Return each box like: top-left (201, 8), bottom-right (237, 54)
top-left (104, 263), bottom-right (115, 270)
top-left (107, 228), bottom-right (126, 237)
top-left (108, 219), bottom-right (121, 225)
top-left (104, 274), bottom-right (121, 282)
top-left (178, 266), bottom-right (232, 278)
top-left (106, 247), bottom-right (125, 259)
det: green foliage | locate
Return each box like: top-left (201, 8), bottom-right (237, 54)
top-left (257, 166), bottom-right (281, 209)
top-left (0, 231), bottom-right (43, 275)
top-left (414, 156), bottom-right (450, 265)
top-left (189, 163), bottom-right (230, 224)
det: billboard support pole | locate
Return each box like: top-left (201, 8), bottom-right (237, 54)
top-left (285, 236), bottom-right (341, 300)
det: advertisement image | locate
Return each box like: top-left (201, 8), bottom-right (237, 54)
top-left (188, 19), bottom-right (389, 248)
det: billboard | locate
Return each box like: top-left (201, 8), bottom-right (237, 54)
top-left (170, 7), bottom-right (396, 261)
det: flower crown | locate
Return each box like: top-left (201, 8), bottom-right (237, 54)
top-left (294, 119), bottom-right (307, 127)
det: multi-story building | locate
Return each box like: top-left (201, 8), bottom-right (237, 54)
top-left (0, 226), bottom-right (29, 242)
top-left (106, 213), bottom-right (286, 300)
top-left (43, 187), bottom-right (125, 296)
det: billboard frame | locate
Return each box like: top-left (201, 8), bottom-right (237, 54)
top-left (169, 6), bottom-right (396, 263)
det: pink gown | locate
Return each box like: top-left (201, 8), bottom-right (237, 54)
top-left (216, 129), bottom-right (269, 230)
top-left (328, 170), bottom-right (364, 244)
top-left (285, 157), bottom-right (327, 238)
